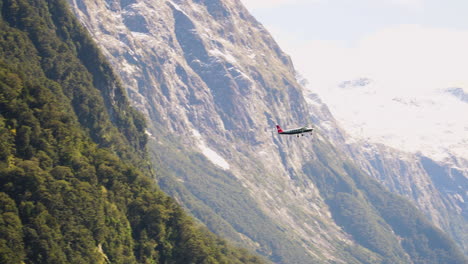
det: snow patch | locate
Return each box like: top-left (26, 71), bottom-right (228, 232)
top-left (192, 129), bottom-right (230, 170)
top-left (453, 193), bottom-right (464, 203)
top-left (209, 48), bottom-right (239, 65)
top-left (168, 1), bottom-right (186, 14)
top-left (145, 130), bottom-right (155, 140)
top-left (131, 32), bottom-right (151, 39)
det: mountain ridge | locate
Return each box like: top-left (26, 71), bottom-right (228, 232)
top-left (67, 0), bottom-right (467, 263)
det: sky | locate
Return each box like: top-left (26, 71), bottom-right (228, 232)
top-left (241, 0), bottom-right (468, 161)
top-left (241, 0), bottom-right (468, 92)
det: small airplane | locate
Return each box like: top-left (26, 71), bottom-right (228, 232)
top-left (276, 125), bottom-right (313, 137)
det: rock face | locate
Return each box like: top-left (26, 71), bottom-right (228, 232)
top-left (67, 0), bottom-right (466, 263)
top-left (304, 77), bottom-right (467, 253)
top-left (305, 91), bottom-right (468, 254)
top-left (352, 144), bottom-right (467, 253)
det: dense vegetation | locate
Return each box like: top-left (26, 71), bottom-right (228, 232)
top-left (0, 0), bottom-right (265, 263)
top-left (303, 140), bottom-right (467, 264)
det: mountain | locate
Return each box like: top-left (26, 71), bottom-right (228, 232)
top-left (446, 87), bottom-right (468, 104)
top-left (0, 0), bottom-right (265, 263)
top-left (67, 0), bottom-right (466, 263)
top-left (311, 78), bottom-right (468, 162)
top-left (304, 78), bottom-right (468, 253)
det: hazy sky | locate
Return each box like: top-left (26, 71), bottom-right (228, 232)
top-left (241, 0), bottom-right (468, 94)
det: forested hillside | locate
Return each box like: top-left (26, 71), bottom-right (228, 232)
top-left (0, 0), bottom-right (264, 263)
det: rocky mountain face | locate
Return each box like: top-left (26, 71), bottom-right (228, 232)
top-left (67, 0), bottom-right (466, 263)
top-left (347, 143), bottom-right (467, 253)
top-left (305, 85), bottom-right (468, 254)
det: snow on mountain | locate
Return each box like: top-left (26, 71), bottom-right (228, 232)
top-left (305, 79), bottom-right (468, 164)
top-left (192, 129), bottom-right (231, 170)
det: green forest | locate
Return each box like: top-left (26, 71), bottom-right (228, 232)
top-left (0, 0), bottom-right (264, 263)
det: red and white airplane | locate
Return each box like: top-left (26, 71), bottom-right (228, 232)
top-left (276, 125), bottom-right (313, 137)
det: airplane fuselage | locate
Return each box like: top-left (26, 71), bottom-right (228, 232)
top-left (278, 128), bottom-right (313, 134)
top-left (276, 125), bottom-right (313, 136)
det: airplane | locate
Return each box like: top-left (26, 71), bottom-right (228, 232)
top-left (276, 125), bottom-right (313, 137)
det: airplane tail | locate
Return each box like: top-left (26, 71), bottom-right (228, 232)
top-left (276, 125), bottom-right (283, 133)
